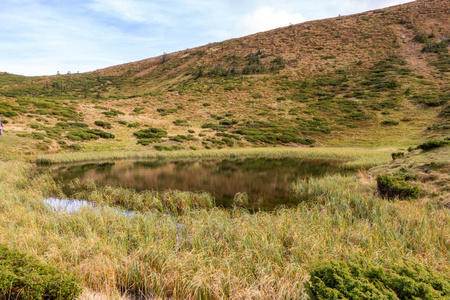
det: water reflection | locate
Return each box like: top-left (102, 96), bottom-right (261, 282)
top-left (44, 197), bottom-right (135, 217)
top-left (43, 158), bottom-right (349, 209)
top-left (44, 197), bottom-right (94, 213)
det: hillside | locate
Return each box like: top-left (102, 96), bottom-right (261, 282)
top-left (0, 0), bottom-right (449, 157)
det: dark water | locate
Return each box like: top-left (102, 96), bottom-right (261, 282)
top-left (44, 158), bottom-right (349, 209)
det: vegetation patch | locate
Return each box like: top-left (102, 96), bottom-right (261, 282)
top-left (381, 120), bottom-right (399, 126)
top-left (0, 243), bottom-right (81, 299)
top-left (94, 120), bottom-right (112, 129)
top-left (234, 120), bottom-right (315, 145)
top-left (169, 135), bottom-right (196, 142)
top-left (102, 109), bottom-right (125, 117)
top-left (133, 127), bottom-right (168, 145)
top-left (422, 39), bottom-right (449, 54)
top-left (391, 152), bottom-right (404, 160)
top-left (154, 145), bottom-right (183, 151)
top-left (416, 139), bottom-right (449, 151)
top-left (307, 260), bottom-right (450, 300)
top-left (376, 173), bottom-right (421, 199)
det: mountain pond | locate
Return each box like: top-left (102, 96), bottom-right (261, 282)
top-left (42, 157), bottom-right (352, 211)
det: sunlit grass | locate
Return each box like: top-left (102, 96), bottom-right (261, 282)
top-left (36, 146), bottom-right (393, 169)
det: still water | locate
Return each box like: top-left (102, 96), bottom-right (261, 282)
top-left (45, 158), bottom-right (348, 209)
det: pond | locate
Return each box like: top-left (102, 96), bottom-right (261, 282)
top-left (43, 157), bottom-right (350, 210)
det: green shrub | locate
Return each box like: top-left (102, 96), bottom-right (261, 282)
top-left (417, 139), bottom-right (449, 151)
top-left (67, 130), bottom-right (99, 141)
top-left (307, 260), bottom-right (450, 300)
top-left (412, 33), bottom-right (429, 43)
top-left (376, 174), bottom-right (421, 199)
top-left (0, 244), bottom-right (81, 299)
top-left (169, 135), bottom-right (196, 142)
top-left (0, 110), bottom-right (18, 117)
top-left (154, 145), bottom-right (182, 151)
top-left (422, 40), bottom-right (449, 54)
top-left (381, 120), bottom-right (399, 126)
top-left (133, 127), bottom-right (167, 139)
top-left (391, 152), bottom-right (404, 160)
top-left (31, 132), bottom-right (46, 140)
top-left (137, 138), bottom-right (163, 146)
top-left (173, 119), bottom-right (188, 126)
top-left (86, 129), bottom-right (115, 139)
top-left (57, 122), bottom-right (88, 128)
top-left (102, 109), bottom-right (125, 117)
top-left (216, 132), bottom-right (241, 140)
top-left (222, 137), bottom-right (234, 147)
top-left (127, 122), bottom-right (140, 128)
top-left (94, 120), bottom-right (112, 129)
top-left (132, 107), bottom-right (144, 114)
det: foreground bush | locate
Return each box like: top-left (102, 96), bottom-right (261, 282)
top-left (376, 174), bottom-right (421, 199)
top-left (307, 260), bottom-right (450, 300)
top-left (0, 244), bottom-right (81, 299)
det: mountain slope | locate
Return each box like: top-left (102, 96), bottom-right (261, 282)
top-left (0, 0), bottom-right (448, 155)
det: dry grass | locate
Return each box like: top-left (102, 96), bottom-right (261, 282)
top-left (1, 157), bottom-right (449, 298)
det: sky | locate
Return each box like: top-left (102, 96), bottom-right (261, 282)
top-left (1, 0), bottom-right (415, 76)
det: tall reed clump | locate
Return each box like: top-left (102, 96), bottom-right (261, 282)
top-left (62, 179), bottom-right (215, 215)
top-left (1, 162), bottom-right (449, 299)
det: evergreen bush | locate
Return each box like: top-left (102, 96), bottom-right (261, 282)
top-left (0, 244), bottom-right (81, 299)
top-left (376, 174), bottom-right (421, 199)
top-left (307, 260), bottom-right (450, 300)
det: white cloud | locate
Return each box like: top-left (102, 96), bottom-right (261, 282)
top-left (237, 7), bottom-right (306, 36)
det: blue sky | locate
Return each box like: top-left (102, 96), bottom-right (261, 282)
top-left (1, 0), bottom-right (414, 76)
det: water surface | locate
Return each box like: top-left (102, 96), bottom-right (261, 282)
top-left (44, 158), bottom-right (348, 209)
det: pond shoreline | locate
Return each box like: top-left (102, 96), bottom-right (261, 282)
top-left (36, 146), bottom-right (393, 169)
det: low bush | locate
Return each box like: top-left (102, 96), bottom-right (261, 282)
top-left (307, 260), bottom-right (450, 300)
top-left (102, 109), bottom-right (125, 117)
top-left (127, 122), bottom-right (140, 128)
top-left (422, 39), bottom-right (449, 54)
top-left (417, 139), bottom-right (449, 151)
top-left (391, 152), bottom-right (404, 160)
top-left (87, 129), bottom-right (115, 139)
top-left (381, 120), bottom-right (399, 126)
top-left (0, 244), bottom-right (81, 299)
top-left (376, 173), bottom-right (421, 199)
top-left (133, 127), bottom-right (167, 139)
top-left (169, 135), bottom-right (196, 142)
top-left (173, 119), bottom-right (189, 126)
top-left (94, 120), bottom-right (112, 129)
top-left (137, 138), bottom-right (163, 146)
top-left (154, 145), bottom-right (183, 151)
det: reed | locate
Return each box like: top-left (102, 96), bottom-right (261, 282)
top-left (1, 161), bottom-right (449, 299)
top-left (62, 179), bottom-right (214, 215)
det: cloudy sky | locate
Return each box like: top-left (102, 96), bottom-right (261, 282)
top-left (1, 0), bottom-right (414, 76)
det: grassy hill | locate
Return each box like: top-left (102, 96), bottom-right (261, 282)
top-left (0, 0), bottom-right (449, 157)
